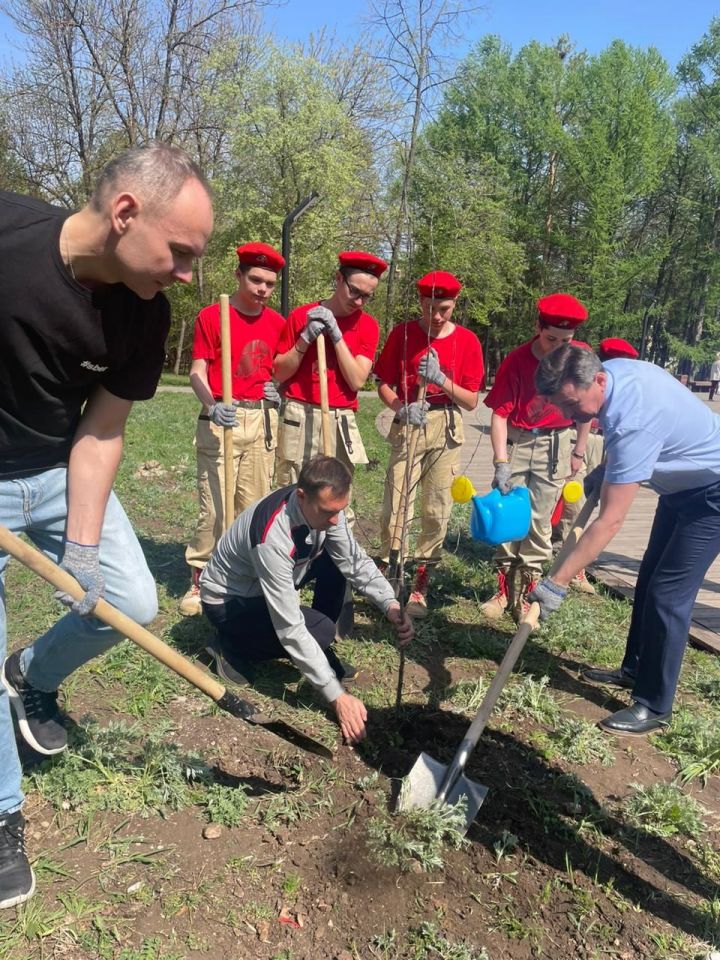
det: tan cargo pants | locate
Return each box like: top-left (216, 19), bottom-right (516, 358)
top-left (185, 406), bottom-right (278, 569)
top-left (553, 431), bottom-right (604, 543)
top-left (494, 425), bottom-right (573, 575)
top-left (275, 400), bottom-right (367, 526)
top-left (380, 406), bottom-right (464, 565)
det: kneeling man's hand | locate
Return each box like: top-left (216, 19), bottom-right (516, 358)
top-left (387, 601), bottom-right (414, 647)
top-left (333, 692), bottom-right (368, 745)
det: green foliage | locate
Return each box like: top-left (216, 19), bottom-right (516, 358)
top-left (499, 674), bottom-right (561, 724)
top-left (200, 783), bottom-right (250, 826)
top-left (366, 798), bottom-right (469, 873)
top-left (28, 719), bottom-right (207, 818)
top-left (622, 782), bottom-right (707, 839)
top-left (371, 923), bottom-right (489, 960)
top-left (656, 707), bottom-right (720, 783)
top-left (533, 715), bottom-right (615, 766)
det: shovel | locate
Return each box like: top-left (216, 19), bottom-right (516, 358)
top-left (0, 526), bottom-right (333, 759)
top-left (397, 489), bottom-right (600, 831)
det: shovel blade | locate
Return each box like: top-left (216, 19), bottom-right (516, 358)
top-left (397, 752), bottom-right (489, 833)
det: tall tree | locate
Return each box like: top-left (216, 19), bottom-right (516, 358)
top-left (370, 0), bottom-right (480, 329)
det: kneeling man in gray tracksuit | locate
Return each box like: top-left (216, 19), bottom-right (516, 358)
top-left (200, 454), bottom-right (414, 744)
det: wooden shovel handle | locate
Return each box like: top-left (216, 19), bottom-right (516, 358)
top-left (220, 294), bottom-right (234, 531)
top-left (316, 334), bottom-right (332, 456)
top-left (0, 526), bottom-right (228, 704)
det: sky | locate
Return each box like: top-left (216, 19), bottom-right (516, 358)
top-left (0, 0), bottom-right (716, 69)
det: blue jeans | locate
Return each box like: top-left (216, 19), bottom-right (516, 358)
top-left (622, 479), bottom-right (720, 713)
top-left (0, 468), bottom-right (157, 814)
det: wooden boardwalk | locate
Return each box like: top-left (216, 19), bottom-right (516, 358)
top-left (457, 398), bottom-right (720, 655)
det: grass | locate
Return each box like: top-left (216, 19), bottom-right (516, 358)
top-left (366, 797), bottom-right (469, 872)
top-left (532, 715), bottom-right (615, 767)
top-left (622, 783), bottom-right (708, 839)
top-left (656, 706), bottom-right (720, 783)
top-left (4, 391), bottom-right (720, 959)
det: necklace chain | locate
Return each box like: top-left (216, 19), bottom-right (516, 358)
top-left (64, 232), bottom-right (76, 281)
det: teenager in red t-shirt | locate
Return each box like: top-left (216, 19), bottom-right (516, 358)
top-left (273, 250), bottom-right (387, 487)
top-left (180, 242), bottom-right (286, 616)
top-left (273, 250), bottom-right (388, 640)
top-left (375, 271), bottom-right (484, 617)
top-left (481, 293), bottom-right (592, 622)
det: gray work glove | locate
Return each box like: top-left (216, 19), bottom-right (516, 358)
top-left (263, 381), bottom-right (281, 405)
top-left (307, 305), bottom-right (341, 344)
top-left (492, 461), bottom-right (513, 495)
top-left (584, 463), bottom-right (606, 499)
top-left (532, 578), bottom-right (568, 622)
top-left (418, 348), bottom-right (446, 387)
top-left (208, 402), bottom-right (237, 428)
top-left (299, 315), bottom-right (326, 345)
top-left (397, 401), bottom-right (429, 428)
top-left (56, 541), bottom-right (105, 617)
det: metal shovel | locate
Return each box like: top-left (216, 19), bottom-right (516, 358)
top-left (397, 490), bottom-right (600, 832)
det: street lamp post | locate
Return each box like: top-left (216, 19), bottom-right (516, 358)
top-left (281, 192), bottom-right (320, 317)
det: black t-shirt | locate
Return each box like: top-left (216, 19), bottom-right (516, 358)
top-left (0, 190), bottom-right (171, 479)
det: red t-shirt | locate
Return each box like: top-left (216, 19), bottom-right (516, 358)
top-left (192, 302), bottom-right (286, 401)
top-left (277, 302), bottom-right (380, 410)
top-left (484, 336), bottom-right (587, 430)
top-left (374, 321), bottom-right (485, 405)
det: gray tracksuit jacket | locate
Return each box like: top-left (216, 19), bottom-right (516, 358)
top-left (200, 485), bottom-right (396, 702)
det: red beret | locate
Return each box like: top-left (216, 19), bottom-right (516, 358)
top-left (537, 292), bottom-right (588, 328)
top-left (338, 250), bottom-right (388, 278)
top-left (416, 270), bottom-right (462, 299)
top-left (236, 242), bottom-right (285, 273)
top-left (599, 337), bottom-right (639, 360)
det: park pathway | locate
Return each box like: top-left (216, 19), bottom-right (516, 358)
top-left (457, 396), bottom-right (720, 655)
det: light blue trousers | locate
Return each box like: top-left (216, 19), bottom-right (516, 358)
top-left (0, 468), bottom-right (157, 813)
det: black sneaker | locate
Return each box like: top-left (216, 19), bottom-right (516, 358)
top-left (325, 648), bottom-right (358, 683)
top-left (0, 810), bottom-right (35, 910)
top-left (1, 651), bottom-right (68, 755)
top-left (205, 641), bottom-right (255, 687)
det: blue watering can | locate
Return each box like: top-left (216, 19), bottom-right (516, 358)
top-left (451, 475), bottom-right (531, 546)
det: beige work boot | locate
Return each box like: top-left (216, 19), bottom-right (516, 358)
top-left (480, 568), bottom-right (510, 620)
top-left (406, 564), bottom-right (430, 619)
top-left (511, 568), bottom-right (540, 624)
top-left (179, 567), bottom-right (202, 617)
top-left (570, 568), bottom-right (596, 594)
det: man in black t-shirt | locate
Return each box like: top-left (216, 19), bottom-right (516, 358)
top-left (0, 143), bottom-right (213, 910)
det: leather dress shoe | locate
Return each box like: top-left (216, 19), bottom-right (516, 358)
top-left (598, 701), bottom-right (672, 736)
top-left (581, 666), bottom-right (635, 689)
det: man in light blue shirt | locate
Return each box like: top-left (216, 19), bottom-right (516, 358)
top-left (532, 346), bottom-right (720, 735)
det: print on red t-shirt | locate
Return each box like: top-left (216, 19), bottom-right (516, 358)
top-left (374, 321), bottom-right (485, 405)
top-left (276, 302), bottom-right (380, 410)
top-left (192, 302), bottom-right (286, 402)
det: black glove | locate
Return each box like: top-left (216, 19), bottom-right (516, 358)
top-left (584, 463), bottom-right (606, 499)
top-left (56, 541), bottom-right (105, 616)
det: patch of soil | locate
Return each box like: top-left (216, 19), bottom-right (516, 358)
top-left (15, 656), bottom-right (719, 960)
